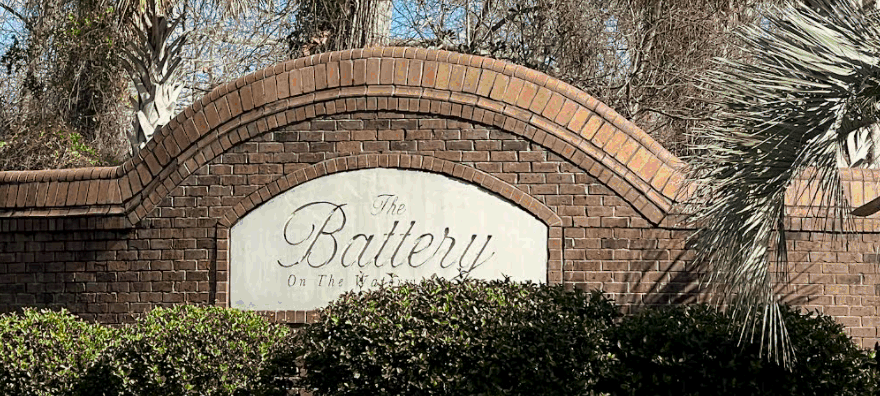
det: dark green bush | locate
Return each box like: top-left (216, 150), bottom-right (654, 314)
top-left (0, 308), bottom-right (115, 396)
top-left (599, 304), bottom-right (878, 396)
top-left (778, 306), bottom-right (878, 396)
top-left (80, 305), bottom-right (291, 396)
top-left (293, 277), bottom-right (618, 396)
top-left (4, 294), bottom-right (876, 396)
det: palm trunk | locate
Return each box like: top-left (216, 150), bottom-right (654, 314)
top-left (122, 1), bottom-right (185, 154)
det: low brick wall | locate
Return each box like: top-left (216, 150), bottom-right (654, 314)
top-left (0, 47), bottom-right (878, 347)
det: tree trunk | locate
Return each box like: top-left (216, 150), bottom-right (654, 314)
top-left (122, 2), bottom-right (185, 154)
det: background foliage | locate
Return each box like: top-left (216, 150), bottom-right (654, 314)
top-left (0, 0), bottom-right (130, 169)
top-left (0, 0), bottom-right (785, 169)
top-left (390, 0), bottom-right (780, 155)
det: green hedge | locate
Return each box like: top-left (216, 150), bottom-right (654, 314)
top-left (0, 308), bottom-right (114, 396)
top-left (2, 284), bottom-right (878, 396)
top-left (292, 277), bottom-right (618, 396)
top-left (0, 306), bottom-right (294, 396)
top-left (80, 305), bottom-right (291, 396)
top-left (598, 304), bottom-right (879, 396)
top-left (294, 280), bottom-right (879, 396)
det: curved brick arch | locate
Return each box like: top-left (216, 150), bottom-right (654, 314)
top-left (0, 47), bottom-right (687, 228)
top-left (211, 153), bottom-right (565, 298)
top-left (4, 47), bottom-right (880, 232)
top-left (217, 153), bottom-right (562, 229)
top-left (122, 47), bottom-right (684, 226)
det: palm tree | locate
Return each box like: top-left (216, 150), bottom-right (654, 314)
top-left (122, 0), bottom-right (393, 154)
top-left (686, 0), bottom-right (880, 364)
top-left (120, 0), bottom-right (186, 154)
top-left (119, 0), bottom-right (266, 154)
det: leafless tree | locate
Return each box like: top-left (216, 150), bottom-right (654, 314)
top-left (391, 0), bottom-right (779, 157)
top-left (120, 0), bottom-right (290, 154)
top-left (285, 0), bottom-right (393, 57)
top-left (173, 0), bottom-right (294, 107)
top-left (0, 0), bottom-right (293, 167)
top-left (0, 0), bottom-right (784, 169)
top-left (0, 0), bottom-right (130, 170)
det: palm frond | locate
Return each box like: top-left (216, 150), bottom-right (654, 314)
top-left (685, 0), bottom-right (880, 366)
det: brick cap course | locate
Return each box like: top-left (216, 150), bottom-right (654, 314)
top-left (0, 47), bottom-right (876, 232)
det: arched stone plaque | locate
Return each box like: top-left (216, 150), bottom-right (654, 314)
top-left (230, 168), bottom-right (548, 310)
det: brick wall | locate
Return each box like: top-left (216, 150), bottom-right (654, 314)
top-left (0, 47), bottom-right (878, 347)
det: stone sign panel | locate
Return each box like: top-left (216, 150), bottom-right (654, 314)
top-left (230, 168), bottom-right (548, 311)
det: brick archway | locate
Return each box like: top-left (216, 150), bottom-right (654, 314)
top-left (0, 46), bottom-right (687, 230)
top-left (130, 47), bottom-right (685, 226)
